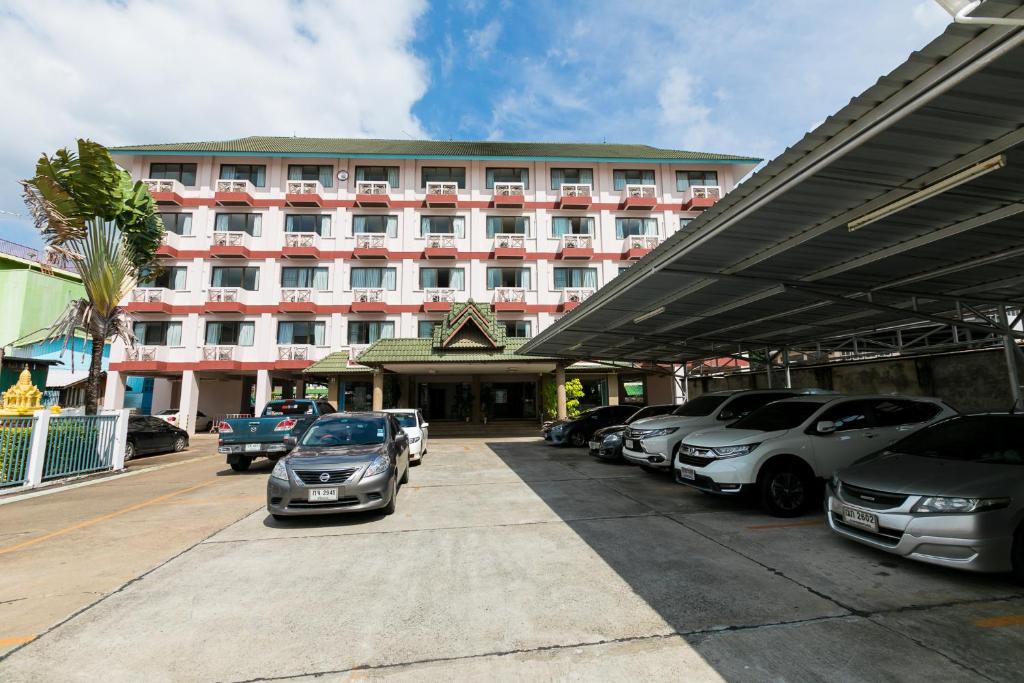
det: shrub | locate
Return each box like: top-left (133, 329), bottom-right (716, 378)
top-left (0, 426), bottom-right (32, 484)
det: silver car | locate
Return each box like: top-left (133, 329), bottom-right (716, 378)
top-left (827, 413), bottom-right (1024, 579)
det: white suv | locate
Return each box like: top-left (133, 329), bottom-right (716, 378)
top-left (622, 390), bottom-right (814, 471)
top-left (675, 395), bottom-right (957, 516)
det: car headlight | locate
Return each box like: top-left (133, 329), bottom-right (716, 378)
top-left (603, 433), bottom-right (623, 444)
top-left (911, 496), bottom-right (1010, 514)
top-left (408, 436), bottom-right (421, 443)
top-left (711, 443), bottom-right (760, 459)
top-left (641, 427), bottom-right (678, 438)
top-left (362, 453), bottom-right (391, 478)
top-left (271, 460), bottom-right (288, 481)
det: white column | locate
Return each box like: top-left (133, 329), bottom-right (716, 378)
top-left (255, 369), bottom-right (271, 416)
top-left (25, 409), bottom-right (52, 487)
top-left (103, 370), bottom-right (127, 410)
top-left (110, 408), bottom-right (131, 471)
top-left (180, 370), bottom-right (200, 436)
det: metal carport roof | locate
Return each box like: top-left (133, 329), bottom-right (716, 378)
top-left (521, 2), bottom-right (1024, 390)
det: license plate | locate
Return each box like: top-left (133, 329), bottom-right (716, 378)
top-left (627, 439), bottom-right (640, 451)
top-left (678, 466), bottom-right (696, 481)
top-left (244, 443), bottom-right (261, 452)
top-left (842, 505), bottom-right (879, 533)
top-left (589, 441), bottom-right (601, 450)
top-left (308, 488), bottom-right (339, 502)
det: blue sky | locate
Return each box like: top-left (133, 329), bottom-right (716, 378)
top-left (0, 0), bottom-right (950, 248)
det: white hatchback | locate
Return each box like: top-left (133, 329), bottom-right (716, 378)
top-left (675, 395), bottom-right (957, 516)
top-left (384, 409), bottom-right (429, 464)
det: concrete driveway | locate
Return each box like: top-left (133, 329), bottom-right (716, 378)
top-left (2, 437), bottom-right (1023, 681)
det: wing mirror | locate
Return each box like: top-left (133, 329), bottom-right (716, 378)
top-left (421, 422), bottom-right (429, 428)
top-left (283, 435), bottom-right (298, 449)
top-left (815, 421), bottom-right (837, 435)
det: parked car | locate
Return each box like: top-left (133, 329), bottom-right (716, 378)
top-left (266, 412), bottom-right (411, 519)
top-left (827, 413), bottom-right (1024, 578)
top-left (589, 404), bottom-right (681, 461)
top-left (154, 409), bottom-right (213, 433)
top-left (219, 399), bottom-right (336, 472)
top-left (676, 394), bottom-right (956, 516)
top-left (126, 415), bottom-right (189, 461)
top-left (384, 408), bottom-right (429, 464)
top-left (544, 405), bottom-right (643, 447)
top-left (622, 390), bottom-right (814, 472)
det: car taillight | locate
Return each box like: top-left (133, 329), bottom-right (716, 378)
top-left (274, 418), bottom-right (297, 432)
top-left (218, 421), bottom-right (233, 433)
top-left (167, 416), bottom-right (176, 422)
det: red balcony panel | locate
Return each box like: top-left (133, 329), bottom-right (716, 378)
top-left (285, 193), bottom-right (323, 207)
top-left (683, 197), bottom-right (717, 210)
top-left (125, 302), bottom-right (172, 314)
top-left (422, 302), bottom-right (452, 312)
top-left (558, 247), bottom-right (594, 259)
top-left (493, 302), bottom-right (528, 312)
top-left (558, 196), bottom-right (592, 209)
top-left (623, 247), bottom-right (653, 260)
top-left (492, 247), bottom-right (526, 259)
top-left (352, 248), bottom-right (390, 259)
top-left (493, 196), bottom-right (525, 208)
top-left (423, 247), bottom-right (458, 259)
top-left (355, 194), bottom-right (391, 208)
top-left (150, 192), bottom-right (184, 206)
top-left (350, 302), bottom-right (389, 313)
top-left (214, 191), bottom-right (255, 206)
top-left (156, 244), bottom-right (179, 257)
top-left (562, 301), bottom-right (581, 312)
top-left (276, 360), bottom-right (313, 370)
top-left (207, 301), bottom-right (246, 313)
top-left (210, 245), bottom-right (251, 259)
top-left (281, 246), bottom-right (321, 259)
top-left (621, 196), bottom-right (657, 211)
top-left (278, 301), bottom-right (317, 313)
top-left (424, 194), bottom-right (458, 208)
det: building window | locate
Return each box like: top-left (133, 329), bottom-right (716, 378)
top-left (676, 170), bottom-right (718, 191)
top-left (612, 169), bottom-right (655, 190)
top-left (149, 163), bottom-right (197, 186)
top-left (214, 213), bottom-right (261, 236)
top-left (355, 166), bottom-right (399, 187)
top-left (553, 267), bottom-right (598, 289)
top-left (281, 267), bottom-right (328, 290)
top-left (486, 216), bottom-right (529, 237)
top-left (503, 320), bottom-right (532, 338)
top-left (285, 214), bottom-right (331, 236)
top-left (485, 168), bottom-right (529, 188)
top-left (550, 168), bottom-right (593, 190)
top-left (421, 166), bottom-right (466, 188)
top-left (140, 266), bottom-right (186, 290)
top-left (552, 216), bottom-right (593, 237)
top-left (486, 267), bottom-right (530, 289)
top-left (419, 267), bottom-right (465, 290)
top-left (133, 321), bottom-right (182, 346)
top-left (418, 320), bottom-right (440, 338)
top-left (277, 321), bottom-right (326, 345)
top-left (679, 218), bottom-right (694, 231)
top-left (615, 217), bottom-right (658, 238)
top-left (205, 321), bottom-right (255, 346)
top-left (348, 321), bottom-right (395, 344)
top-left (219, 164), bottom-right (266, 187)
top-left (158, 212), bottom-right (192, 236)
top-left (353, 215), bottom-right (397, 237)
top-left (420, 215), bottom-right (465, 237)
top-left (618, 265), bottom-right (633, 276)
top-left (211, 266), bottom-right (260, 290)
top-left (350, 267), bottom-right (397, 290)
top-left (287, 164), bottom-right (333, 188)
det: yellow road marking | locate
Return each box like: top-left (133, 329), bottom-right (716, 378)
top-left (975, 615), bottom-right (1024, 628)
top-left (0, 481), bottom-right (216, 556)
top-left (747, 520), bottom-right (823, 530)
top-left (0, 636), bottom-right (35, 646)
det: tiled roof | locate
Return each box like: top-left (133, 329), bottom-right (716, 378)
top-left (355, 337), bottom-right (557, 364)
top-left (302, 352), bottom-right (374, 375)
top-left (434, 301), bottom-right (505, 349)
top-left (109, 136), bottom-right (760, 163)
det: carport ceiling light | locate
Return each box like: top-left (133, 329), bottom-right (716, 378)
top-left (847, 154), bottom-right (1006, 232)
top-left (633, 306), bottom-right (666, 324)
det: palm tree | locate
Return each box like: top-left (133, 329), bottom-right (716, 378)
top-left (21, 139), bottom-right (163, 414)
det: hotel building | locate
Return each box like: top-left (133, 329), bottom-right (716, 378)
top-left (103, 138), bottom-right (758, 432)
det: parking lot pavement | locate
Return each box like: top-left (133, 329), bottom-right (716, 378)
top-left (2, 436), bottom-right (1024, 681)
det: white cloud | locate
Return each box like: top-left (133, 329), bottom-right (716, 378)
top-left (0, 0), bottom-right (429, 245)
top-left (466, 19), bottom-right (502, 60)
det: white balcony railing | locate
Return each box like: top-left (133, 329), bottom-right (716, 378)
top-left (285, 180), bottom-right (324, 195)
top-left (144, 178), bottom-right (185, 194)
top-left (355, 233), bottom-right (388, 249)
top-left (625, 235), bottom-right (660, 251)
top-left (425, 181), bottom-right (458, 196)
top-left (212, 231), bottom-right (249, 248)
top-left (215, 179), bottom-right (256, 194)
top-left (560, 183), bottom-right (593, 198)
top-left (562, 287), bottom-right (595, 305)
top-left (352, 288), bottom-right (385, 303)
top-left (208, 287), bottom-right (242, 303)
top-left (355, 181), bottom-right (391, 195)
top-left (685, 185), bottom-right (722, 201)
top-left (280, 288), bottom-right (313, 304)
top-left (493, 287), bottom-right (527, 303)
top-left (126, 346), bottom-right (160, 361)
top-left (493, 182), bottom-right (525, 198)
top-left (425, 233), bottom-right (456, 249)
top-left (202, 346), bottom-right (234, 361)
top-left (278, 345), bottom-right (311, 361)
top-left (560, 234), bottom-right (593, 250)
top-left (493, 233), bottom-right (525, 249)
top-left (624, 184), bottom-right (657, 199)
top-left (132, 288), bottom-right (165, 303)
top-left (423, 288), bottom-right (456, 304)
top-left (284, 232), bottom-right (319, 248)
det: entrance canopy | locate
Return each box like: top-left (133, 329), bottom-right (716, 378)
top-left (521, 6), bottom-right (1024, 367)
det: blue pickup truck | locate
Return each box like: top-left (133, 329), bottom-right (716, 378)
top-left (218, 399), bottom-right (336, 471)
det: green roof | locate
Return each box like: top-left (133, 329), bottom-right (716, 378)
top-left (356, 337), bottom-right (559, 364)
top-left (109, 136), bottom-right (760, 164)
top-left (303, 352), bottom-right (373, 375)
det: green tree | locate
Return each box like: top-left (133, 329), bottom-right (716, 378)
top-left (22, 139), bottom-right (163, 414)
top-left (541, 376), bottom-right (585, 419)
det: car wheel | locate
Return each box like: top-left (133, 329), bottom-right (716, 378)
top-left (759, 461), bottom-right (812, 517)
top-left (229, 457), bottom-right (253, 472)
top-left (1012, 524), bottom-right (1024, 584)
top-left (383, 477), bottom-right (397, 515)
top-left (124, 439), bottom-right (136, 462)
top-left (570, 430), bottom-right (587, 448)
top-left (173, 436), bottom-right (188, 452)
top-left (400, 462), bottom-right (409, 484)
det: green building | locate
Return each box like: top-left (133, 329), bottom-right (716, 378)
top-left (0, 239), bottom-right (83, 347)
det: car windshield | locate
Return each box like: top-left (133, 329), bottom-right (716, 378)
top-left (728, 401), bottom-right (821, 431)
top-left (627, 405), bottom-right (672, 423)
top-left (392, 413), bottom-right (417, 428)
top-left (264, 401), bottom-right (313, 416)
top-left (672, 395), bottom-right (729, 417)
top-left (889, 415), bottom-right (1024, 465)
top-left (300, 417), bottom-right (387, 447)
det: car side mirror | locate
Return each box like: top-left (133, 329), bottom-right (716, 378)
top-left (283, 436), bottom-right (297, 449)
top-left (717, 410), bottom-right (735, 421)
top-left (815, 421), bottom-right (837, 435)
top-left (421, 422), bottom-right (429, 428)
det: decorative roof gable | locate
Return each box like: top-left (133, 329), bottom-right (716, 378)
top-left (434, 301), bottom-right (506, 350)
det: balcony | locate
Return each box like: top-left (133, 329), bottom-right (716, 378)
top-left (492, 233), bottom-right (526, 259)
top-left (682, 185), bottom-right (722, 210)
top-left (351, 287), bottom-right (387, 312)
top-left (422, 287), bottom-right (456, 312)
top-left (558, 183), bottom-right (593, 209)
top-left (277, 345), bottom-right (326, 368)
top-left (493, 286), bottom-right (528, 312)
top-left (125, 346), bottom-right (160, 362)
top-left (285, 180), bottom-right (324, 207)
top-left (423, 233), bottom-right (457, 258)
top-left (561, 287), bottom-right (595, 312)
top-left (558, 234), bottom-right (594, 259)
top-left (119, 345), bottom-right (173, 370)
top-left (210, 231), bottom-right (252, 258)
top-left (352, 233), bottom-right (390, 259)
top-left (492, 182), bottom-right (525, 208)
top-left (621, 184), bottom-right (657, 210)
top-left (207, 287), bottom-right (247, 313)
top-left (282, 231), bottom-right (321, 258)
top-left (424, 182), bottom-right (459, 207)
top-left (144, 179), bottom-right (186, 206)
top-left (214, 179), bottom-right (256, 206)
top-left (354, 181), bottom-right (392, 208)
top-left (279, 287), bottom-right (317, 313)
top-left (128, 287), bottom-right (171, 313)
top-left (201, 345), bottom-right (235, 366)
top-left (622, 235), bottom-right (660, 259)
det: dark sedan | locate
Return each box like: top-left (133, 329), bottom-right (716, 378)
top-left (588, 404), bottom-right (681, 461)
top-left (543, 405), bottom-right (643, 447)
top-left (266, 412), bottom-right (410, 519)
top-left (126, 415), bottom-right (189, 461)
